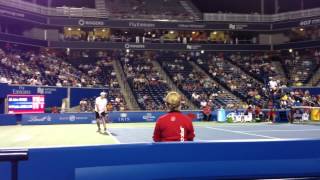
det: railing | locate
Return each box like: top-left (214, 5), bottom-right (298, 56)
top-left (0, 149), bottom-right (29, 180)
top-left (0, 0), bottom-right (98, 17)
top-left (204, 7), bottom-right (320, 22)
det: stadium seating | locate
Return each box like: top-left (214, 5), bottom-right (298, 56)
top-left (227, 53), bottom-right (283, 84)
top-left (117, 51), bottom-right (171, 110)
top-left (193, 52), bottom-right (268, 107)
top-left (280, 49), bottom-right (320, 86)
top-left (158, 51), bottom-right (240, 109)
top-left (0, 47), bottom-right (127, 110)
top-left (105, 0), bottom-right (196, 20)
top-left (1, 45), bottom-right (320, 110)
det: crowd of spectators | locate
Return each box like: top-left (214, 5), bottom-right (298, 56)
top-left (0, 45), bottom-right (127, 111)
top-left (0, 46), bottom-right (123, 88)
top-left (159, 52), bottom-right (241, 109)
top-left (79, 91), bottom-right (128, 112)
top-left (227, 53), bottom-right (285, 85)
top-left (117, 51), bottom-right (190, 110)
top-left (279, 89), bottom-right (320, 109)
top-left (0, 47), bottom-right (90, 87)
top-left (1, 44), bottom-right (319, 111)
top-left (76, 58), bottom-right (119, 88)
top-left (105, 0), bottom-right (196, 21)
top-left (195, 52), bottom-right (269, 107)
top-left (62, 28), bottom-right (258, 45)
top-left (281, 49), bottom-right (320, 86)
top-left (288, 26), bottom-right (320, 42)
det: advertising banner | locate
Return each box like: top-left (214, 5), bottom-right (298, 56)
top-left (21, 113), bottom-right (95, 125)
top-left (49, 17), bottom-right (271, 31)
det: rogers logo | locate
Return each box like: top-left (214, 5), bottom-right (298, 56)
top-left (299, 20), bottom-right (311, 26)
top-left (78, 19), bottom-right (85, 26)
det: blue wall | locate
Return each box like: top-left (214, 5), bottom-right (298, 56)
top-left (0, 114), bottom-right (18, 125)
top-left (19, 111), bottom-right (203, 125)
top-left (288, 87), bottom-right (320, 95)
top-left (4, 109), bottom-right (288, 126)
top-left (70, 87), bottom-right (106, 107)
top-left (1, 140), bottom-right (317, 180)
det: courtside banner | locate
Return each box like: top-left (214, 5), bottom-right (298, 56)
top-left (21, 113), bottom-right (95, 125)
top-left (0, 114), bottom-right (18, 125)
top-left (21, 111), bottom-right (203, 125)
top-left (109, 111), bottom-right (203, 123)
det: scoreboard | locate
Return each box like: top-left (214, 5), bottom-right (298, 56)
top-left (7, 94), bottom-right (45, 114)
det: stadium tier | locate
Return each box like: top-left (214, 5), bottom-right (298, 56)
top-left (1, 0), bottom-right (320, 179)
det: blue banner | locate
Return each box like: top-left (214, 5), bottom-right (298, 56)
top-left (20, 111), bottom-right (203, 125)
top-left (49, 41), bottom-right (271, 51)
top-left (49, 17), bottom-right (271, 30)
top-left (109, 110), bottom-right (203, 123)
top-left (21, 113), bottom-right (94, 125)
top-left (70, 87), bottom-right (108, 107)
top-left (0, 114), bottom-right (18, 125)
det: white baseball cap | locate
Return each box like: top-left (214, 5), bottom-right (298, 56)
top-left (100, 92), bottom-right (107, 96)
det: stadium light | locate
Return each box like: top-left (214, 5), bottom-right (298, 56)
top-left (289, 49), bottom-right (293, 53)
top-left (213, 31), bottom-right (217, 35)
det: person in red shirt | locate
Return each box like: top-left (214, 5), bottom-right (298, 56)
top-left (153, 91), bottom-right (195, 142)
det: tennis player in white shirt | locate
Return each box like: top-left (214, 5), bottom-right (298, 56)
top-left (95, 92), bottom-right (108, 133)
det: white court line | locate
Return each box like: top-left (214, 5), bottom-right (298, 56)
top-left (109, 127), bottom-right (152, 129)
top-left (206, 127), bottom-right (280, 139)
top-left (243, 129), bottom-right (320, 133)
top-left (106, 130), bottom-right (121, 144)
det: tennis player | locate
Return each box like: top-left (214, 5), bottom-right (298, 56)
top-left (95, 92), bottom-right (108, 133)
top-left (153, 91), bottom-right (195, 142)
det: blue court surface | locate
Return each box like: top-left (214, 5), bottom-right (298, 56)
top-left (1, 122), bottom-right (320, 148)
top-left (109, 122), bottom-right (320, 144)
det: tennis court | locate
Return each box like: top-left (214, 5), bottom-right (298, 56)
top-left (1, 122), bottom-right (320, 149)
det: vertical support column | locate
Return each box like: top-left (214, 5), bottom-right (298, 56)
top-left (48, 0), bottom-right (52, 8)
top-left (44, 29), bottom-right (47, 40)
top-left (275, 0), bottom-right (279, 14)
top-left (261, 0), bottom-right (265, 15)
